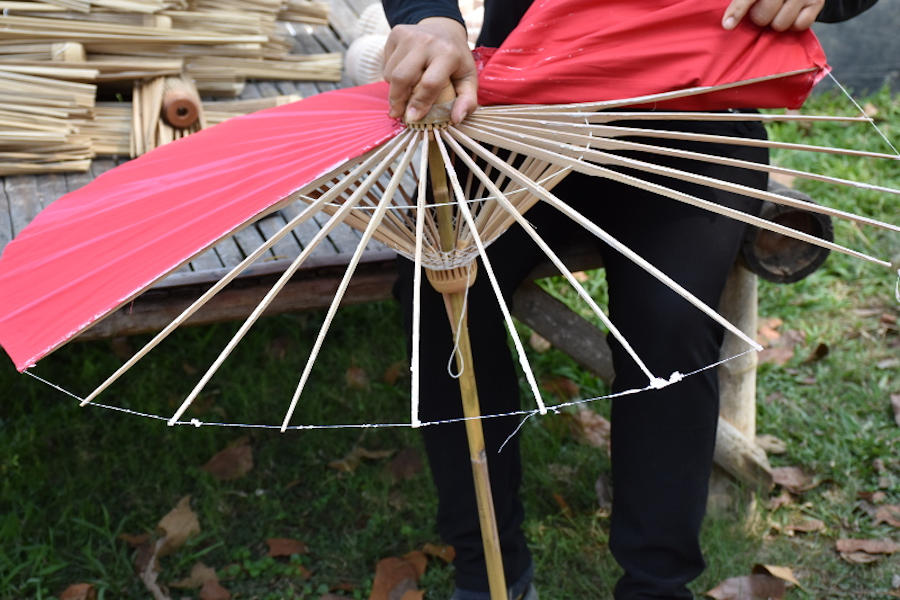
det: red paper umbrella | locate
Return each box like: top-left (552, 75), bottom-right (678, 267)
top-left (476, 0), bottom-right (828, 109)
top-left (0, 0), bottom-right (895, 380)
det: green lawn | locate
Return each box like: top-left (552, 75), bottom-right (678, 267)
top-left (1, 88), bottom-right (898, 599)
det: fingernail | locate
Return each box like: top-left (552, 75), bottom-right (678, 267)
top-left (722, 16), bottom-right (736, 29)
top-left (405, 107), bottom-right (421, 122)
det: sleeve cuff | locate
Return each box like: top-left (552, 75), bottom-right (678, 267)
top-left (381, 1), bottom-right (465, 28)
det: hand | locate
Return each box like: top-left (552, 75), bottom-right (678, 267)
top-left (382, 17), bottom-right (478, 124)
top-left (722, 0), bottom-right (825, 31)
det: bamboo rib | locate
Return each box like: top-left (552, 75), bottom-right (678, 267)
top-left (81, 136), bottom-right (409, 409)
top-left (435, 131), bottom-right (547, 413)
top-left (462, 120), bottom-right (900, 235)
top-left (281, 138), bottom-right (420, 431)
top-left (169, 132), bottom-right (415, 426)
top-left (470, 115), bottom-right (900, 197)
top-left (456, 122), bottom-right (892, 268)
top-left (448, 126), bottom-right (768, 352)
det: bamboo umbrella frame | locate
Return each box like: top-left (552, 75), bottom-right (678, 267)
top-left (55, 73), bottom-right (898, 599)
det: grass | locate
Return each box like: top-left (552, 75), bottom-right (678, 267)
top-left (1, 88), bottom-right (898, 599)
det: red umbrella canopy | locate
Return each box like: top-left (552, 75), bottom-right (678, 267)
top-left (476, 0), bottom-right (827, 109)
top-left (0, 0), bottom-right (829, 372)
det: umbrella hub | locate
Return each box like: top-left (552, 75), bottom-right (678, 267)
top-left (407, 85), bottom-right (456, 131)
top-left (426, 261), bottom-right (478, 294)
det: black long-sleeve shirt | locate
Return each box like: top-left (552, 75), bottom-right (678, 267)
top-left (382, 0), bottom-right (879, 48)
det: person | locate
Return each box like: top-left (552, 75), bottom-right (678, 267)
top-left (380, 1), bottom-right (878, 598)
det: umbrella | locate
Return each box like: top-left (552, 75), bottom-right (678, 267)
top-left (1, 0), bottom-right (898, 596)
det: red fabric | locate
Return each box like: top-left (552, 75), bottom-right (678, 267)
top-left (0, 0), bottom-right (829, 371)
top-left (0, 83), bottom-right (401, 371)
top-left (476, 0), bottom-right (827, 109)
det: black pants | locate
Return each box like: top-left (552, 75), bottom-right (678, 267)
top-left (394, 118), bottom-right (768, 598)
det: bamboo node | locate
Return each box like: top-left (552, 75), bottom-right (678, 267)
top-left (426, 262), bottom-right (478, 294)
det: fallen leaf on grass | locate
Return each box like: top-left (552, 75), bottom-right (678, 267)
top-left (541, 376), bottom-right (580, 400)
top-left (836, 537), bottom-right (900, 561)
top-left (118, 532), bottom-right (150, 547)
top-left (765, 490), bottom-right (793, 511)
top-left (784, 517), bottom-right (825, 534)
top-left (329, 447), bottom-right (394, 472)
top-left (758, 329), bottom-right (805, 366)
top-left (572, 271), bottom-right (589, 282)
top-left (706, 574), bottom-right (786, 599)
top-left (857, 490), bottom-right (887, 504)
top-left (874, 504), bottom-right (900, 528)
top-left (892, 394), bottom-right (900, 428)
top-left (369, 553), bottom-right (425, 600)
top-left (266, 538), bottom-right (308, 557)
top-left (199, 579), bottom-right (231, 600)
top-left (201, 436), bottom-right (253, 481)
top-left (157, 495), bottom-right (201, 557)
top-left (755, 434), bottom-right (787, 454)
top-left (422, 543), bottom-right (455, 563)
top-left (59, 583), bottom-right (96, 600)
top-left (389, 447), bottom-right (423, 482)
top-left (345, 365), bottom-right (370, 389)
top-left (756, 317), bottom-right (783, 346)
top-left (170, 562), bottom-right (218, 589)
top-left (863, 102), bottom-right (879, 118)
top-left (528, 331), bottom-right (552, 353)
top-left (383, 360), bottom-right (408, 385)
top-left (772, 466), bottom-right (818, 494)
top-left (839, 551), bottom-right (881, 564)
top-left (552, 492), bottom-right (573, 517)
top-left (569, 406), bottom-right (610, 451)
top-left (877, 358), bottom-right (900, 370)
top-left (752, 565), bottom-right (800, 587)
top-left (403, 550), bottom-right (428, 579)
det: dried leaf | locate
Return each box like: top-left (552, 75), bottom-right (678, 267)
top-left (345, 365), bottom-right (370, 389)
top-left (836, 538), bottom-right (900, 554)
top-left (157, 495), bottom-right (201, 557)
top-left (758, 345), bottom-right (794, 366)
top-left (863, 102), bottom-right (879, 118)
top-left (389, 447), bottom-right (423, 482)
top-left (756, 317), bottom-right (783, 346)
top-left (383, 360), bottom-right (408, 385)
top-left (297, 564), bottom-right (312, 579)
top-left (170, 562), bottom-right (218, 589)
top-left (751, 565), bottom-right (800, 587)
top-left (422, 543), bottom-right (455, 563)
top-left (572, 270), bottom-right (590, 282)
top-left (369, 556), bottom-right (420, 600)
top-left (784, 517), bottom-right (825, 534)
top-left (328, 446), bottom-right (394, 472)
top-left (59, 583), bottom-right (96, 600)
top-left (755, 434), bottom-right (787, 454)
top-left (199, 579), bottom-right (231, 600)
top-left (266, 538), bottom-right (308, 557)
top-left (706, 574), bottom-right (786, 599)
top-left (858, 490), bottom-right (887, 504)
top-left (765, 490), bottom-right (793, 511)
top-left (201, 436), bottom-right (253, 481)
top-left (877, 358), bottom-right (900, 370)
top-left (874, 504), bottom-right (900, 527)
top-left (541, 375), bottom-right (580, 400)
top-left (771, 466), bottom-right (818, 494)
top-left (569, 406), bottom-right (610, 451)
top-left (839, 551), bottom-right (880, 564)
top-left (892, 394), bottom-right (900, 428)
top-left (402, 550), bottom-right (428, 579)
top-left (528, 331), bottom-right (552, 353)
top-left (552, 492), bottom-right (573, 517)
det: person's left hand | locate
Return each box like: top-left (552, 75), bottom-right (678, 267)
top-left (722, 0), bottom-right (825, 31)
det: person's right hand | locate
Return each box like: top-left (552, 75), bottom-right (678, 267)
top-left (382, 16), bottom-right (478, 124)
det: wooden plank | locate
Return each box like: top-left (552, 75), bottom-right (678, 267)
top-left (255, 80), bottom-right (282, 98)
top-left (278, 199), bottom-right (342, 258)
top-left (310, 26), bottom-right (354, 89)
top-left (36, 172), bottom-right (69, 209)
top-left (5, 175), bottom-right (41, 237)
top-left (253, 210), bottom-right (306, 261)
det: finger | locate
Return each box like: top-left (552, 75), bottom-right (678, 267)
top-left (747, 0), bottom-right (784, 27)
top-left (722, 0), bottom-right (755, 29)
top-left (450, 72), bottom-right (478, 124)
top-left (792, 2), bottom-right (824, 30)
top-left (404, 54), bottom-right (458, 121)
top-left (385, 54), bottom-right (427, 119)
top-left (769, 0), bottom-right (804, 31)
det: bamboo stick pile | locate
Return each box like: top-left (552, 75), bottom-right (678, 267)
top-left (0, 0), bottom-right (336, 173)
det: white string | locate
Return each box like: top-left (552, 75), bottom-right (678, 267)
top-left (23, 349), bottom-right (757, 435)
top-left (446, 262), bottom-right (474, 379)
top-left (827, 71), bottom-right (900, 156)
